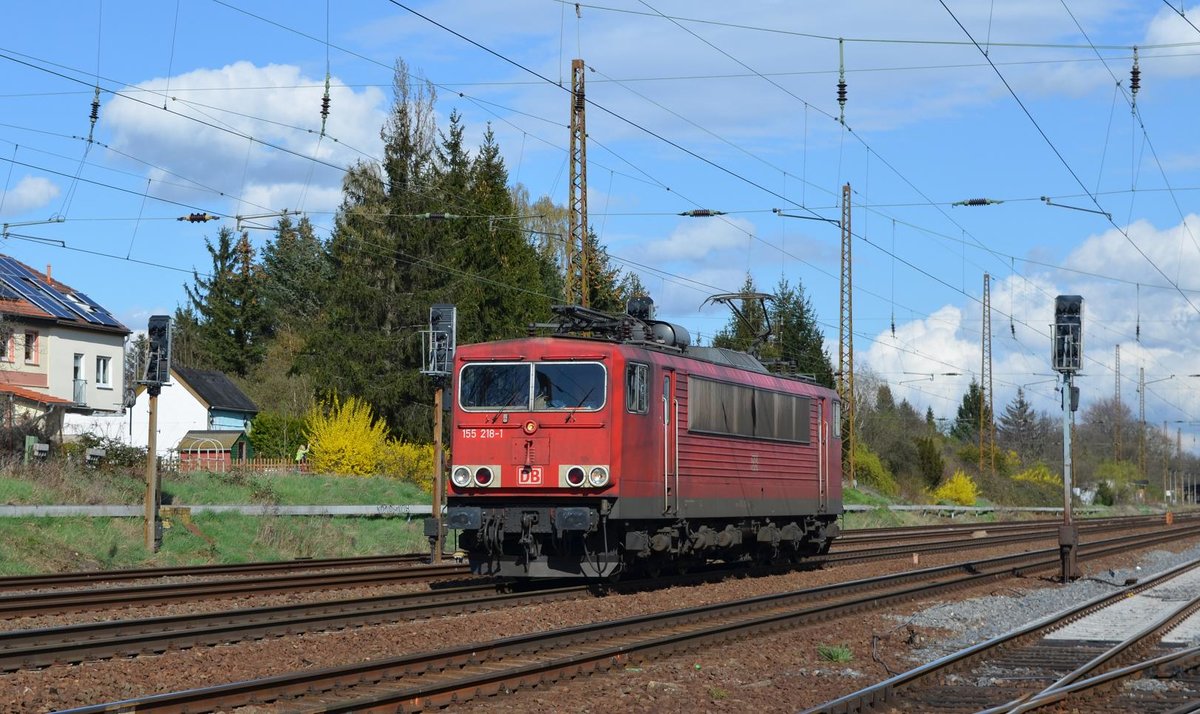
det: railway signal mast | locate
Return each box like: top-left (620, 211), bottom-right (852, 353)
top-left (422, 304), bottom-right (456, 562)
top-left (142, 315), bottom-right (172, 552)
top-left (1051, 295), bottom-right (1083, 582)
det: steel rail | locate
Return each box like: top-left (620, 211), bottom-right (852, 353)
top-left (0, 563), bottom-right (470, 618)
top-left (0, 526), bottom-right (1096, 671)
top-left (0, 581), bottom-right (585, 672)
top-left (807, 558), bottom-right (1200, 713)
top-left (0, 553), bottom-right (433, 592)
top-left (55, 523), bottom-right (1200, 713)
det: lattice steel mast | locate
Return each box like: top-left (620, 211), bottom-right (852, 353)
top-left (979, 273), bottom-right (995, 476)
top-left (838, 183), bottom-right (855, 485)
top-left (566, 58), bottom-right (589, 307)
top-left (1114, 345), bottom-right (1122, 460)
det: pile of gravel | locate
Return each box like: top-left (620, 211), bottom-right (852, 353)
top-left (894, 543), bottom-right (1200, 661)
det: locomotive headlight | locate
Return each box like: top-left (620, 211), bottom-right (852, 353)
top-left (566, 466), bottom-right (586, 488)
top-left (588, 466), bottom-right (610, 487)
top-left (451, 467), bottom-right (472, 488)
top-left (522, 420), bottom-right (538, 435)
top-left (474, 466), bottom-right (495, 487)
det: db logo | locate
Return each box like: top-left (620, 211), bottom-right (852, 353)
top-left (517, 467), bottom-right (544, 486)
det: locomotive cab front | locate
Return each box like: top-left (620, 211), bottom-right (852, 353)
top-left (445, 340), bottom-right (621, 577)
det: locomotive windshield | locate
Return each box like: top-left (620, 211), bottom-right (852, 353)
top-left (459, 363), bottom-right (531, 410)
top-left (459, 362), bottom-right (606, 411)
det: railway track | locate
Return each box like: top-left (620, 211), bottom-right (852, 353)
top-left (1, 515), bottom-right (1187, 672)
top-left (0, 552), bottom-right (435, 592)
top-left (809, 558), bottom-right (1200, 712)
top-left (56, 522), bottom-right (1200, 712)
top-left (834, 513), bottom-right (1192, 548)
top-left (0, 562), bottom-right (470, 619)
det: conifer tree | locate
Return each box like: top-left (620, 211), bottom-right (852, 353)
top-left (951, 379), bottom-right (991, 442)
top-left (302, 60), bottom-right (441, 439)
top-left (181, 226), bottom-right (269, 376)
top-left (260, 214), bottom-right (328, 331)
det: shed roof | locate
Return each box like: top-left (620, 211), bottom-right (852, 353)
top-left (174, 366), bottom-right (258, 413)
top-left (177, 430), bottom-right (247, 451)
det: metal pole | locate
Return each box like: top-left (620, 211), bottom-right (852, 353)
top-left (1059, 372), bottom-right (1079, 582)
top-left (144, 386), bottom-right (160, 552)
top-left (431, 383), bottom-right (445, 562)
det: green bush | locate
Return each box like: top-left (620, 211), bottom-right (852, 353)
top-left (915, 435), bottom-right (945, 489)
top-left (63, 433), bottom-right (147, 469)
top-left (248, 412), bottom-right (307, 459)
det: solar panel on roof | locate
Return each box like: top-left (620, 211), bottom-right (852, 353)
top-left (66, 290), bottom-right (123, 328)
top-left (0, 272), bottom-right (76, 319)
top-left (0, 258), bottom-right (104, 323)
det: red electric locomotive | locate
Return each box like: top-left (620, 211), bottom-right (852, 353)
top-left (443, 299), bottom-right (842, 578)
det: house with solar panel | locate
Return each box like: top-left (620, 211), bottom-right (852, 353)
top-left (0, 255), bottom-right (130, 441)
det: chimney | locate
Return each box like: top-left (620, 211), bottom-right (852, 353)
top-left (45, 264), bottom-right (51, 281)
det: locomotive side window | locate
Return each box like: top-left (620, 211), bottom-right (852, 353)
top-left (533, 362), bottom-right (606, 410)
top-left (688, 376), bottom-right (811, 443)
top-left (460, 363), bottom-right (531, 410)
top-left (625, 363), bottom-right (649, 414)
top-left (832, 400), bottom-right (842, 438)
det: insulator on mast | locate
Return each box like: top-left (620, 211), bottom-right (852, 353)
top-left (836, 38), bottom-right (847, 125)
top-left (1130, 46), bottom-right (1140, 113)
top-left (320, 74), bottom-right (332, 136)
top-left (87, 86), bottom-right (100, 143)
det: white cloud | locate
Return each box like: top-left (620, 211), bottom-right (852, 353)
top-left (642, 216), bottom-right (755, 263)
top-left (102, 62), bottom-right (387, 218)
top-left (1143, 6), bottom-right (1200, 78)
top-left (0, 176), bottom-right (61, 216)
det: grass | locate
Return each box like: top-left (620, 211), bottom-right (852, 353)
top-left (0, 463), bottom-right (432, 575)
top-left (163, 471), bottom-right (429, 506)
top-left (0, 463), bottom-right (430, 507)
top-left (817, 644), bottom-right (853, 663)
top-left (0, 514), bottom-right (428, 575)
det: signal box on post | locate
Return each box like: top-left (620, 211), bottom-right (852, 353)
top-left (1051, 295), bottom-right (1083, 374)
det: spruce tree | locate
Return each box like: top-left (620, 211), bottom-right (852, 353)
top-left (181, 227), bottom-right (269, 377)
top-left (950, 379), bottom-right (991, 442)
top-left (260, 214), bottom-right (329, 331)
top-left (302, 60), bottom-right (441, 439)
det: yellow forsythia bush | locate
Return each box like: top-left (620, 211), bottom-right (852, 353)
top-left (852, 442), bottom-right (899, 496)
top-left (378, 440), bottom-right (436, 492)
top-left (932, 470), bottom-right (979, 506)
top-left (305, 395), bottom-right (389, 476)
top-left (1013, 463), bottom-right (1062, 487)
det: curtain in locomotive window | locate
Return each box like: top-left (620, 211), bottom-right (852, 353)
top-left (688, 376), bottom-right (810, 443)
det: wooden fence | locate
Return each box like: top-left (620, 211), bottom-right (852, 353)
top-left (175, 456), bottom-right (309, 474)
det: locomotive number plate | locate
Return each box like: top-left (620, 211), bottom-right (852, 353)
top-left (461, 428), bottom-right (503, 439)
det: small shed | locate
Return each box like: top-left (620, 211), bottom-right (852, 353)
top-left (177, 430), bottom-right (253, 472)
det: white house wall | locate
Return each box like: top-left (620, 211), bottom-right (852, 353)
top-left (127, 379), bottom-right (208, 456)
top-left (45, 325), bottom-right (126, 412)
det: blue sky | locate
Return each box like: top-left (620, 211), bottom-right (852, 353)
top-left (3, 1), bottom-right (1200, 443)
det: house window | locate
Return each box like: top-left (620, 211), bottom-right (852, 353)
top-left (96, 356), bottom-right (112, 387)
top-left (23, 331), bottom-right (38, 364)
top-left (0, 330), bottom-right (10, 362)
